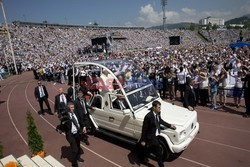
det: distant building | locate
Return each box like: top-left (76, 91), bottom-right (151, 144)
top-left (199, 17), bottom-right (224, 26)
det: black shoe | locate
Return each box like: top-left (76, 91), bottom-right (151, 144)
top-left (84, 139), bottom-right (90, 146)
top-left (78, 158), bottom-right (84, 163)
top-left (140, 157), bottom-right (149, 164)
top-left (158, 162), bottom-right (164, 167)
top-left (243, 113), bottom-right (250, 118)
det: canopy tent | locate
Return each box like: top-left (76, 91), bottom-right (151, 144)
top-left (229, 42), bottom-right (250, 48)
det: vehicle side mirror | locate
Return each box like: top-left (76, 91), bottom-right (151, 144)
top-left (123, 109), bottom-right (130, 116)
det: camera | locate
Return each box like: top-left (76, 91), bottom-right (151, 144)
top-left (56, 107), bottom-right (70, 134)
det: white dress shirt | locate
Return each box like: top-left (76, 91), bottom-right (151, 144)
top-left (70, 113), bottom-right (79, 134)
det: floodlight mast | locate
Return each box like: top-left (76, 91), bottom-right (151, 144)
top-left (161, 0), bottom-right (167, 31)
top-left (0, 0), bottom-right (18, 74)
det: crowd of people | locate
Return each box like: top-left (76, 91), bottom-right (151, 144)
top-left (0, 23), bottom-right (249, 112)
top-left (1, 22), bottom-right (250, 167)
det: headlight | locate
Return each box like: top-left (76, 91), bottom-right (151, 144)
top-left (180, 130), bottom-right (186, 139)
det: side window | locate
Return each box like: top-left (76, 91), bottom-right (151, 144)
top-left (91, 96), bottom-right (102, 109)
top-left (110, 94), bottom-right (129, 111)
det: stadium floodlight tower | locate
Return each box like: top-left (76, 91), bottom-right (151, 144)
top-left (0, 0), bottom-right (18, 74)
top-left (161, 0), bottom-right (167, 31)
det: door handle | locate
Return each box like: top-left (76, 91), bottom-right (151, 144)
top-left (109, 117), bottom-right (114, 121)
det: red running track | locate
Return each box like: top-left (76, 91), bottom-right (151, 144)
top-left (0, 71), bottom-right (250, 167)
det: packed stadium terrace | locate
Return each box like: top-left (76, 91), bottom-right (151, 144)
top-left (0, 21), bottom-right (249, 69)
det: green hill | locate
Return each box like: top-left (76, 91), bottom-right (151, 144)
top-left (225, 14), bottom-right (250, 25)
top-left (150, 22), bottom-right (198, 30)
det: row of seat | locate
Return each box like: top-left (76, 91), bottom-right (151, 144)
top-left (0, 154), bottom-right (65, 167)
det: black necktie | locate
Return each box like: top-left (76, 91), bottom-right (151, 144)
top-left (191, 87), bottom-right (196, 101)
top-left (155, 114), bottom-right (161, 134)
top-left (80, 99), bottom-right (87, 114)
top-left (71, 113), bottom-right (79, 129)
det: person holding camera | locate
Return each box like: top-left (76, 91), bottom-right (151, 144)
top-left (59, 102), bottom-right (84, 167)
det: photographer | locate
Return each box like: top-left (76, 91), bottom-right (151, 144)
top-left (57, 102), bottom-right (84, 167)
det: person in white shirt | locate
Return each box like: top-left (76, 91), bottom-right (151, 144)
top-left (177, 66), bottom-right (187, 101)
top-left (34, 81), bottom-right (53, 115)
top-left (54, 87), bottom-right (68, 115)
top-left (64, 102), bottom-right (84, 167)
top-left (98, 69), bottom-right (114, 96)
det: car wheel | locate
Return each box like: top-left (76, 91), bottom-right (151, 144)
top-left (159, 139), bottom-right (170, 161)
top-left (89, 121), bottom-right (96, 135)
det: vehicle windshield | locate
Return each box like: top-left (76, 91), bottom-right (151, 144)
top-left (127, 84), bottom-right (159, 111)
top-left (94, 59), bottom-right (151, 93)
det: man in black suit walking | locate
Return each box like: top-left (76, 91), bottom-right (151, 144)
top-left (184, 78), bottom-right (196, 111)
top-left (62, 102), bottom-right (84, 167)
top-left (74, 88), bottom-right (95, 145)
top-left (34, 81), bottom-right (53, 115)
top-left (54, 87), bottom-right (68, 115)
top-left (140, 100), bottom-right (176, 167)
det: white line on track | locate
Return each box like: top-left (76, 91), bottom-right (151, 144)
top-left (0, 78), bottom-right (18, 91)
top-left (199, 121), bottom-right (250, 133)
top-left (195, 137), bottom-right (250, 153)
top-left (25, 81), bottom-right (122, 167)
top-left (7, 84), bottom-right (28, 145)
top-left (178, 156), bottom-right (211, 167)
top-left (35, 81), bottom-right (250, 166)
top-left (47, 92), bottom-right (213, 167)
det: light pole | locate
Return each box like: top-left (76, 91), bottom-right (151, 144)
top-left (161, 0), bottom-right (167, 31)
top-left (0, 0), bottom-right (18, 74)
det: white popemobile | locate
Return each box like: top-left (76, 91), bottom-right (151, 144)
top-left (73, 59), bottom-right (199, 159)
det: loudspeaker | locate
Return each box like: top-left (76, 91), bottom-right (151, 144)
top-left (169, 36), bottom-right (180, 45)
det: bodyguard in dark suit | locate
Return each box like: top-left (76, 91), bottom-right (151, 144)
top-left (140, 100), bottom-right (176, 167)
top-left (74, 88), bottom-right (96, 145)
top-left (34, 81), bottom-right (53, 115)
top-left (67, 84), bottom-right (74, 102)
top-left (184, 78), bottom-right (196, 111)
top-left (63, 102), bottom-right (84, 167)
top-left (54, 87), bottom-right (68, 115)
top-left (112, 95), bottom-right (129, 110)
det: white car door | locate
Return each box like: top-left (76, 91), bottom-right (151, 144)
top-left (101, 94), bottom-right (135, 138)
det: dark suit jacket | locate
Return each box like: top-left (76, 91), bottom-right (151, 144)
top-left (62, 112), bottom-right (79, 144)
top-left (54, 93), bottom-right (68, 114)
top-left (141, 110), bottom-right (171, 144)
top-left (184, 85), bottom-right (196, 108)
top-left (112, 99), bottom-right (129, 110)
top-left (74, 97), bottom-right (93, 128)
top-left (67, 86), bottom-right (74, 102)
top-left (34, 85), bottom-right (49, 99)
top-left (242, 74), bottom-right (250, 97)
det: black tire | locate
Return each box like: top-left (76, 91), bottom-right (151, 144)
top-left (159, 139), bottom-right (171, 161)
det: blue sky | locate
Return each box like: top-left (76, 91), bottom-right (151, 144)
top-left (0, 0), bottom-right (250, 27)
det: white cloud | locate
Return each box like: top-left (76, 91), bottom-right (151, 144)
top-left (181, 8), bottom-right (196, 16)
top-left (138, 4), bottom-right (180, 26)
top-left (124, 21), bottom-right (133, 27)
top-left (202, 10), bottom-right (232, 18)
top-left (139, 4), bottom-right (161, 25)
